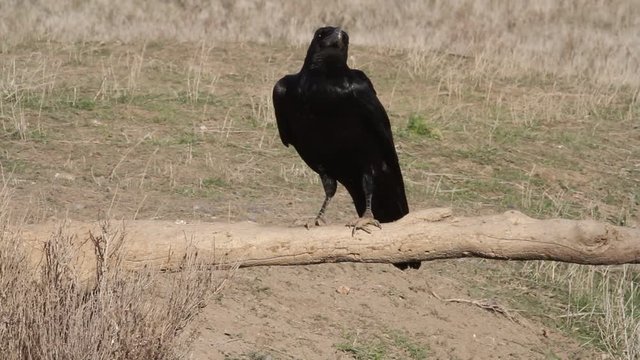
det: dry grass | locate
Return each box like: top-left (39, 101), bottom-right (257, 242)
top-left (0, 184), bottom-right (229, 360)
top-left (520, 262), bottom-right (640, 358)
top-left (2, 0), bottom-right (639, 86)
top-left (0, 0), bottom-right (639, 358)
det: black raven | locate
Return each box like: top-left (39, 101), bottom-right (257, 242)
top-left (273, 26), bottom-right (410, 238)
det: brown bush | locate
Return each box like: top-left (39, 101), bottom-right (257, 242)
top-left (0, 185), bottom-right (229, 360)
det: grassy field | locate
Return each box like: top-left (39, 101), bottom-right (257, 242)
top-left (1, 1), bottom-right (639, 358)
top-left (3, 0), bottom-right (640, 86)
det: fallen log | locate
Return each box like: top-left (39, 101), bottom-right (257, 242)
top-left (16, 208), bottom-right (640, 277)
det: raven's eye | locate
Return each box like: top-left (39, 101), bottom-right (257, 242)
top-left (317, 33), bottom-right (323, 39)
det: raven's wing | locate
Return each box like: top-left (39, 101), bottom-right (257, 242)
top-left (348, 69), bottom-right (409, 222)
top-left (272, 75), bottom-right (297, 147)
top-left (348, 70), bottom-right (396, 161)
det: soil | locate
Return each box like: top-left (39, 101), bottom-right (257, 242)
top-left (188, 261), bottom-right (597, 359)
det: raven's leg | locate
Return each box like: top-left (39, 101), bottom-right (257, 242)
top-left (348, 174), bottom-right (420, 270)
top-left (348, 173), bottom-right (381, 235)
top-left (306, 173), bottom-right (337, 228)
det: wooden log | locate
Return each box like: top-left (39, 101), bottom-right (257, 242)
top-left (16, 208), bottom-right (640, 278)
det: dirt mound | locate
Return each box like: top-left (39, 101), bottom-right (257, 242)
top-left (190, 262), bottom-right (596, 359)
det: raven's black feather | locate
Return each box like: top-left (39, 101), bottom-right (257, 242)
top-left (273, 26), bottom-right (409, 223)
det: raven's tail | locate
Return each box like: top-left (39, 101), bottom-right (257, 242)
top-left (344, 166), bottom-right (409, 223)
top-left (372, 167), bottom-right (418, 270)
top-left (370, 168), bottom-right (409, 223)
top-left (345, 167), bottom-right (416, 269)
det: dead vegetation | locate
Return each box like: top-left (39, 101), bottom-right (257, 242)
top-left (0, 185), bottom-right (230, 360)
top-left (0, 0), bottom-right (639, 358)
top-left (3, 1), bottom-right (640, 86)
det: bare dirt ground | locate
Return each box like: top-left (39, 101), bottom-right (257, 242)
top-left (191, 262), bottom-right (596, 359)
top-left (2, 41), bottom-right (637, 358)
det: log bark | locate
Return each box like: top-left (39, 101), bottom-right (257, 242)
top-left (16, 208), bottom-right (640, 277)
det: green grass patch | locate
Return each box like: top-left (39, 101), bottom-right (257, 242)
top-left (335, 329), bottom-right (429, 360)
top-left (404, 113), bottom-right (442, 139)
top-left (202, 177), bottom-right (227, 189)
top-left (71, 97), bottom-right (96, 110)
top-left (335, 338), bottom-right (386, 360)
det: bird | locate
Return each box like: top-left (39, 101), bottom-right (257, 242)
top-left (273, 26), bottom-right (419, 269)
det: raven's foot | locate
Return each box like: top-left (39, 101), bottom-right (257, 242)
top-left (347, 215), bottom-right (381, 236)
top-left (304, 215), bottom-right (326, 229)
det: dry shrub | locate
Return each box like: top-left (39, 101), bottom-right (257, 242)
top-left (0, 184), bottom-right (228, 360)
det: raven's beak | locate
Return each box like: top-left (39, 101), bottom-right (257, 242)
top-left (325, 27), bottom-right (344, 48)
top-left (334, 27), bottom-right (343, 41)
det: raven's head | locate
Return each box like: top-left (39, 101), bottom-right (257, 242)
top-left (303, 26), bottom-right (349, 71)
